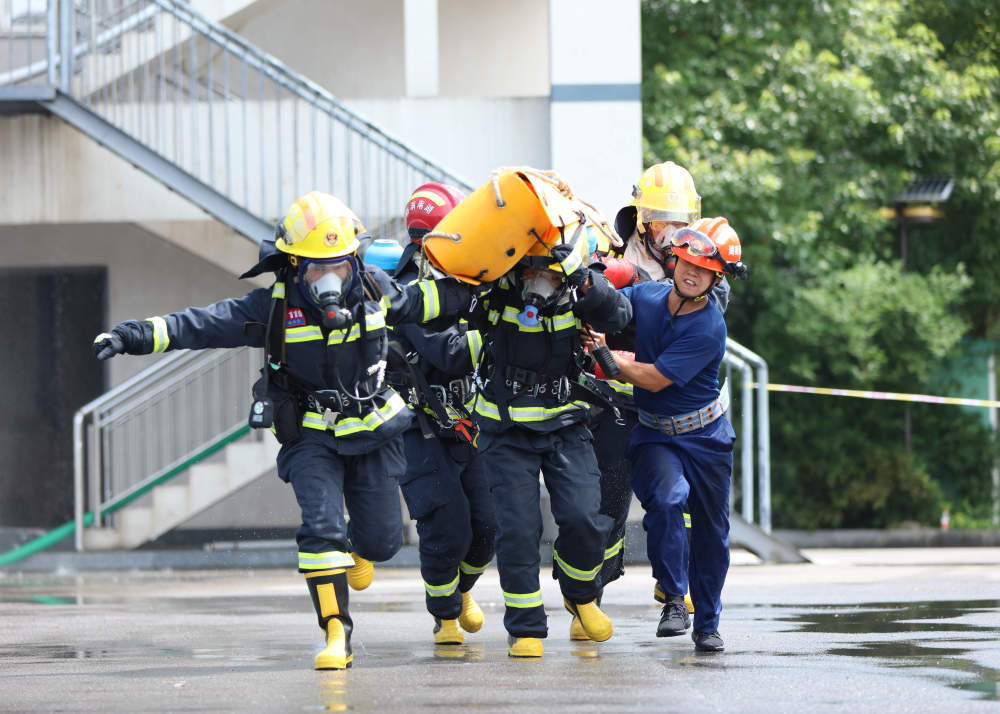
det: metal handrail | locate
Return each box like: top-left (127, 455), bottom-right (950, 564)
top-left (72, 345), bottom-right (262, 550)
top-left (722, 350), bottom-right (756, 525)
top-left (725, 338), bottom-right (772, 532)
top-left (0, 1), bottom-right (156, 85)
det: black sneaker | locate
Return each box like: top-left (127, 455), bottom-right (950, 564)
top-left (656, 595), bottom-right (690, 637)
top-left (692, 630), bottom-right (724, 652)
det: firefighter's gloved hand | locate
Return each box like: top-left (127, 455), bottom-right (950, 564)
top-left (434, 277), bottom-right (472, 316)
top-left (550, 243), bottom-right (588, 290)
top-left (92, 320), bottom-right (154, 360)
top-left (92, 331), bottom-right (125, 360)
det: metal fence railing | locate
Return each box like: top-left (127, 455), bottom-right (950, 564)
top-left (1, 0), bottom-right (473, 232)
top-left (72, 346), bottom-right (262, 550)
top-left (723, 340), bottom-right (772, 533)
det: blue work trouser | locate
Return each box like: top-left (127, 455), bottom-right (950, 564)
top-left (400, 427), bottom-right (497, 620)
top-left (590, 408), bottom-right (638, 587)
top-left (628, 417), bottom-right (735, 633)
top-left (479, 423), bottom-right (612, 638)
top-left (278, 429), bottom-right (405, 571)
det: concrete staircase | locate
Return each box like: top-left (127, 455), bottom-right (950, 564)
top-left (83, 436), bottom-right (280, 550)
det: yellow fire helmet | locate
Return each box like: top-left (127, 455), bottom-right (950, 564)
top-left (632, 161), bottom-right (702, 226)
top-left (422, 168), bottom-right (620, 285)
top-left (275, 191), bottom-right (365, 259)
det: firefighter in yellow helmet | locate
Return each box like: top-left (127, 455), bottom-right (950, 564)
top-left (92, 191), bottom-right (473, 670)
top-left (612, 161), bottom-right (702, 281)
top-left (582, 163), bottom-right (728, 637)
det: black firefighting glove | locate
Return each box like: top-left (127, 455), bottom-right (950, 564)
top-left (92, 320), bottom-right (154, 360)
top-left (434, 277), bottom-right (473, 317)
top-left (549, 243), bottom-right (589, 290)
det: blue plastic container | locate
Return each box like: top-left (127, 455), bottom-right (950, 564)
top-left (364, 238), bottom-right (405, 274)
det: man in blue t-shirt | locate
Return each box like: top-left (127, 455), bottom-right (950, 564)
top-left (583, 216), bottom-right (747, 652)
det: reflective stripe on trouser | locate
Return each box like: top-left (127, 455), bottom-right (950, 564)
top-left (589, 406), bottom-right (638, 587)
top-left (399, 428), bottom-right (497, 620)
top-left (478, 423), bottom-right (611, 638)
top-left (628, 417), bottom-right (735, 633)
top-left (279, 429), bottom-right (405, 572)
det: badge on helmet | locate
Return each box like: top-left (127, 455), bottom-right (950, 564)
top-left (275, 191), bottom-right (365, 260)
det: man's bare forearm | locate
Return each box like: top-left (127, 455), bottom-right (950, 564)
top-left (613, 355), bottom-right (674, 393)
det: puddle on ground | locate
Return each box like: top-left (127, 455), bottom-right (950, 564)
top-left (775, 600), bottom-right (1000, 635)
top-left (778, 600), bottom-right (1000, 700)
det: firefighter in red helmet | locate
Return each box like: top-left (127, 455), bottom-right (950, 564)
top-left (387, 182), bottom-right (499, 646)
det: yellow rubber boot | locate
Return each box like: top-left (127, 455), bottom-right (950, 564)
top-left (569, 616), bottom-right (591, 641)
top-left (306, 569), bottom-right (353, 670)
top-left (458, 591), bottom-right (484, 633)
top-left (684, 593), bottom-right (695, 614)
top-left (507, 635), bottom-right (543, 658)
top-left (347, 553), bottom-right (373, 591)
top-left (315, 617), bottom-right (353, 670)
top-left (433, 618), bottom-right (464, 645)
top-left (563, 598), bottom-right (613, 642)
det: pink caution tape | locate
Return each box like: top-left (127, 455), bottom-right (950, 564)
top-left (756, 383), bottom-right (1000, 409)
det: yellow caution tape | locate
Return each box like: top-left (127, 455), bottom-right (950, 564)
top-left (756, 383), bottom-right (1000, 409)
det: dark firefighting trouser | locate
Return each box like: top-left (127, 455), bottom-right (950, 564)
top-left (278, 429), bottom-right (405, 572)
top-left (590, 407), bottom-right (639, 587)
top-left (399, 427), bottom-right (497, 620)
top-left (629, 417), bottom-right (735, 634)
top-left (478, 422), bottom-right (612, 638)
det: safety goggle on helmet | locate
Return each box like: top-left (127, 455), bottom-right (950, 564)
top-left (669, 217), bottom-right (748, 280)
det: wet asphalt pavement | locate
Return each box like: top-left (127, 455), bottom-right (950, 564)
top-left (1, 548), bottom-right (998, 713)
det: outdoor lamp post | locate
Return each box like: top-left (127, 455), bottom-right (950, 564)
top-left (884, 177), bottom-right (953, 272)
top-left (881, 177), bottom-right (954, 449)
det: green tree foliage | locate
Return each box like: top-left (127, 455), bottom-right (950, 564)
top-left (642, 0), bottom-right (1000, 527)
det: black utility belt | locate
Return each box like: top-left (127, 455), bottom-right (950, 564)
top-left (299, 389), bottom-right (351, 413)
top-left (490, 375), bottom-right (572, 402)
top-left (403, 378), bottom-right (473, 411)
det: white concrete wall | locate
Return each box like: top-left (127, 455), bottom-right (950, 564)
top-left (404, 0), bottom-right (439, 96)
top-left (229, 0), bottom-right (549, 100)
top-left (437, 0), bottom-right (549, 98)
top-left (0, 115), bottom-right (205, 224)
top-left (349, 96), bottom-right (550, 188)
top-left (232, 0), bottom-right (407, 98)
top-left (547, 0), bottom-right (643, 218)
top-left (221, 0), bottom-right (554, 191)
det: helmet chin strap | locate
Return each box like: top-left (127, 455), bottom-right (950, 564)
top-left (669, 275), bottom-right (719, 325)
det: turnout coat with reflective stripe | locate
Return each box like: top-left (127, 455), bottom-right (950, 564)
top-left (390, 260), bottom-right (482, 435)
top-left (144, 264), bottom-right (448, 454)
top-left (473, 270), bottom-right (632, 433)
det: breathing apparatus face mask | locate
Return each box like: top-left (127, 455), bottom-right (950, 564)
top-left (517, 268), bottom-right (562, 326)
top-left (301, 258), bottom-right (355, 329)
